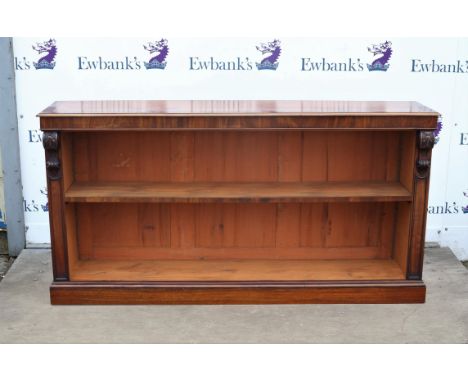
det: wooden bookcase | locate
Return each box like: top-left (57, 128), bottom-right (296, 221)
top-left (39, 100), bottom-right (438, 304)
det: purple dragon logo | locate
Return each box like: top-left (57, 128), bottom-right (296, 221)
top-left (256, 39), bottom-right (281, 70)
top-left (40, 188), bottom-right (48, 212)
top-left (143, 39), bottom-right (169, 69)
top-left (434, 117), bottom-right (443, 144)
top-left (367, 41), bottom-right (392, 71)
top-left (462, 191), bottom-right (468, 214)
top-left (32, 39), bottom-right (57, 70)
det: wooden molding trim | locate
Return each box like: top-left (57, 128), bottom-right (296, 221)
top-left (43, 131), bottom-right (61, 180)
top-left (415, 131), bottom-right (435, 179)
top-left (50, 280), bottom-right (426, 305)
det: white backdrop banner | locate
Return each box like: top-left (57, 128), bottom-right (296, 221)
top-left (11, 37), bottom-right (468, 259)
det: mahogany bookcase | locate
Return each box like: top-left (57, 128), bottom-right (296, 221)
top-left (39, 100), bottom-right (438, 304)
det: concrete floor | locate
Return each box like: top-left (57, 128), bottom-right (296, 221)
top-left (0, 247), bottom-right (467, 343)
top-left (0, 254), bottom-right (14, 279)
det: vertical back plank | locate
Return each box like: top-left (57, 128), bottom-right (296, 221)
top-left (224, 132), bottom-right (278, 181)
top-left (73, 133), bottom-right (91, 182)
top-left (64, 204), bottom-right (78, 272)
top-left (91, 204), bottom-right (140, 247)
top-left (385, 132), bottom-right (400, 181)
top-left (378, 203), bottom-right (396, 259)
top-left (399, 131), bottom-right (416, 191)
top-left (278, 132), bottom-right (302, 181)
top-left (137, 132), bottom-right (171, 181)
top-left (96, 132), bottom-right (138, 181)
top-left (326, 203), bottom-right (380, 247)
top-left (138, 204), bottom-right (171, 248)
top-left (194, 131), bottom-right (226, 181)
top-left (235, 204), bottom-right (276, 247)
top-left (76, 203), bottom-right (94, 260)
top-left (170, 132), bottom-right (195, 182)
top-left (195, 204), bottom-right (236, 247)
top-left (276, 203), bottom-right (301, 247)
top-left (394, 202), bottom-right (411, 274)
top-left (302, 132), bottom-right (328, 181)
top-left (370, 132), bottom-right (388, 180)
top-left (300, 203), bottom-right (326, 247)
top-left (328, 132), bottom-right (372, 181)
top-left (170, 204), bottom-right (196, 248)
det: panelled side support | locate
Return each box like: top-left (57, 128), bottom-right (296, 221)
top-left (407, 130), bottom-right (435, 280)
top-left (43, 129), bottom-right (69, 281)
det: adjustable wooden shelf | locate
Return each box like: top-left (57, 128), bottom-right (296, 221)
top-left (39, 100), bottom-right (438, 304)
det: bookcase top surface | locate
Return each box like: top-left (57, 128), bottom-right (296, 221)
top-left (38, 100), bottom-right (438, 117)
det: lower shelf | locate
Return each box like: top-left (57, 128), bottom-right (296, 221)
top-left (50, 280), bottom-right (426, 304)
top-left (69, 259), bottom-right (406, 282)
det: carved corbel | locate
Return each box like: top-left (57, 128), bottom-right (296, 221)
top-left (43, 131), bottom-right (61, 180)
top-left (415, 131), bottom-right (435, 179)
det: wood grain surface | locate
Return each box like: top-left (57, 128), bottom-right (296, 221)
top-left (69, 258), bottom-right (406, 282)
top-left (39, 100), bottom-right (438, 117)
top-left (69, 131), bottom-right (407, 183)
top-left (50, 280), bottom-right (426, 304)
top-left (65, 181), bottom-right (412, 203)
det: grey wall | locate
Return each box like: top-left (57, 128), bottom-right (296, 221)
top-left (0, 37), bottom-right (25, 256)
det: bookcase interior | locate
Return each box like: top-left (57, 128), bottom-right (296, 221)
top-left (61, 130), bottom-right (415, 282)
